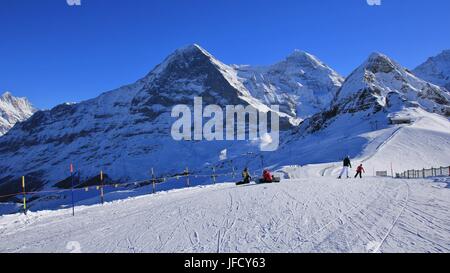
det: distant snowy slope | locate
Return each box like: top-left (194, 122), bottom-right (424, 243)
top-left (362, 108), bottom-right (450, 173)
top-left (414, 50), bottom-right (450, 91)
top-left (0, 92), bottom-right (37, 136)
top-left (235, 50), bottom-right (344, 119)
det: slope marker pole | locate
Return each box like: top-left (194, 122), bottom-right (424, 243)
top-left (212, 167), bottom-right (216, 184)
top-left (70, 163), bottom-right (75, 216)
top-left (151, 168), bottom-right (156, 194)
top-left (22, 176), bottom-right (27, 215)
top-left (100, 170), bottom-right (104, 205)
top-left (186, 167), bottom-right (190, 187)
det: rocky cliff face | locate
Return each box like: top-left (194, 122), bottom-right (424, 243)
top-left (302, 52), bottom-right (450, 134)
top-left (414, 50), bottom-right (450, 91)
top-left (0, 92), bottom-right (37, 136)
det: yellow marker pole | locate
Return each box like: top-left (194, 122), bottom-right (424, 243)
top-left (22, 176), bottom-right (27, 215)
top-left (100, 170), bottom-right (104, 205)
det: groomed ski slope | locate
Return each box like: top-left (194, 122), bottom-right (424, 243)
top-left (0, 176), bottom-right (449, 253)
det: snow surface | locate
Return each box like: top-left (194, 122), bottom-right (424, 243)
top-left (0, 175), bottom-right (449, 253)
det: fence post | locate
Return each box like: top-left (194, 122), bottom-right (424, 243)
top-left (212, 167), bottom-right (217, 184)
top-left (100, 170), bottom-right (104, 205)
top-left (423, 168), bottom-right (425, 178)
top-left (70, 164), bottom-right (75, 216)
top-left (151, 168), bottom-right (156, 194)
top-left (440, 167), bottom-right (443, 176)
top-left (21, 176), bottom-right (27, 215)
top-left (185, 167), bottom-right (190, 187)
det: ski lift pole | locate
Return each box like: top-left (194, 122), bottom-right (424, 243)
top-left (70, 163), bottom-right (75, 216)
top-left (100, 170), bottom-right (104, 205)
top-left (21, 176), bottom-right (27, 215)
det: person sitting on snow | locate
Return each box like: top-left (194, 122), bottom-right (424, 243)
top-left (242, 168), bottom-right (251, 184)
top-left (263, 169), bottom-right (273, 183)
top-left (355, 164), bottom-right (365, 179)
top-left (338, 156), bottom-right (352, 179)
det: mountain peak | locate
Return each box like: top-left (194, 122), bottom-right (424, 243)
top-left (363, 52), bottom-right (398, 74)
top-left (366, 52), bottom-right (395, 64)
top-left (285, 50), bottom-right (323, 65)
top-left (147, 44), bottom-right (218, 78)
top-left (1, 91), bottom-right (13, 99)
top-left (175, 43), bottom-right (210, 56)
top-left (0, 92), bottom-right (37, 136)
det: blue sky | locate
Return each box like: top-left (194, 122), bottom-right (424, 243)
top-left (1, 0), bottom-right (449, 109)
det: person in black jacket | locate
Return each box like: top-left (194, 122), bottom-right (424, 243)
top-left (338, 156), bottom-right (352, 179)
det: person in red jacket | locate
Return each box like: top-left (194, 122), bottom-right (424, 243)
top-left (355, 164), bottom-right (365, 179)
top-left (263, 170), bottom-right (273, 183)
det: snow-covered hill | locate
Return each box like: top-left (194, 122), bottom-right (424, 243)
top-left (1, 175), bottom-right (449, 253)
top-left (414, 50), bottom-right (450, 91)
top-left (0, 92), bottom-right (36, 136)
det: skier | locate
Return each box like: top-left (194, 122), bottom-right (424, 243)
top-left (338, 156), bottom-right (352, 179)
top-left (242, 168), bottom-right (251, 184)
top-left (263, 169), bottom-right (273, 183)
top-left (354, 164), bottom-right (365, 179)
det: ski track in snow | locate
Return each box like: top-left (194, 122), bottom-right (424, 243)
top-left (0, 176), bottom-right (449, 253)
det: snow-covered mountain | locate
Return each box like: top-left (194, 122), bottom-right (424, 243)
top-left (0, 44), bottom-right (295, 199)
top-left (0, 92), bottom-right (37, 136)
top-left (235, 50), bottom-right (344, 119)
top-left (337, 53), bottom-right (449, 116)
top-left (265, 52), bottom-right (450, 171)
top-left (1, 47), bottom-right (449, 213)
top-left (304, 52), bottom-right (450, 133)
top-left (413, 50), bottom-right (450, 91)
